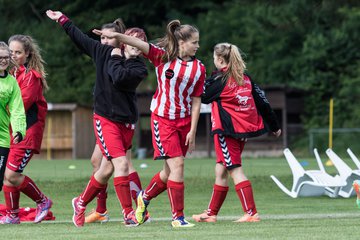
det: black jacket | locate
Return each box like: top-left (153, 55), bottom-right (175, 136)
top-left (62, 19), bottom-right (148, 123)
top-left (201, 72), bottom-right (280, 137)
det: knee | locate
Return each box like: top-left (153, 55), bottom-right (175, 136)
top-left (173, 159), bottom-right (184, 171)
top-left (159, 170), bottom-right (169, 181)
top-left (103, 164), bottom-right (114, 177)
top-left (90, 156), bottom-right (101, 172)
top-left (171, 164), bottom-right (184, 177)
top-left (215, 176), bottom-right (228, 186)
top-left (4, 172), bottom-right (21, 186)
top-left (96, 165), bottom-right (113, 181)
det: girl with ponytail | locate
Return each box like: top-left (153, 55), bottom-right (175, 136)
top-left (93, 19), bottom-right (206, 228)
top-left (192, 43), bottom-right (281, 223)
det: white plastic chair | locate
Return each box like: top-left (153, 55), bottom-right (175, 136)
top-left (313, 148), bottom-right (344, 197)
top-left (270, 148), bottom-right (345, 198)
top-left (325, 148), bottom-right (360, 198)
top-left (347, 148), bottom-right (360, 170)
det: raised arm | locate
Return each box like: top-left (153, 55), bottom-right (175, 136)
top-left (93, 29), bottom-right (150, 55)
top-left (46, 10), bottom-right (103, 58)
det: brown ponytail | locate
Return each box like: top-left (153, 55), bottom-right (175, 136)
top-left (157, 20), bottom-right (199, 62)
top-left (101, 18), bottom-right (126, 33)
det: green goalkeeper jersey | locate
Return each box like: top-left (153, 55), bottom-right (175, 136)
top-left (0, 71), bottom-right (26, 148)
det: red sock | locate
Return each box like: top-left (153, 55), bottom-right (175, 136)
top-left (235, 180), bottom-right (257, 216)
top-left (96, 185), bottom-right (107, 214)
top-left (18, 175), bottom-right (45, 204)
top-left (167, 180), bottom-right (184, 219)
top-left (207, 184), bottom-right (229, 216)
top-left (144, 172), bottom-right (167, 201)
top-left (79, 175), bottom-right (106, 207)
top-left (3, 185), bottom-right (20, 216)
top-left (129, 172), bottom-right (142, 205)
top-left (113, 176), bottom-right (133, 217)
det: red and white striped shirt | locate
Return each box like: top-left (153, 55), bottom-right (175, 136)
top-left (145, 44), bottom-right (206, 120)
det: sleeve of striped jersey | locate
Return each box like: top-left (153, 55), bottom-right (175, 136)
top-left (143, 43), bottom-right (164, 67)
top-left (191, 63), bottom-right (206, 97)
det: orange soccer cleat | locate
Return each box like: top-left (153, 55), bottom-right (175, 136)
top-left (192, 210), bottom-right (217, 222)
top-left (233, 213), bottom-right (260, 223)
top-left (85, 209), bottom-right (109, 223)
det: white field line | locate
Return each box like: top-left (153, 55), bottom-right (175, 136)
top-left (34, 212), bottom-right (360, 224)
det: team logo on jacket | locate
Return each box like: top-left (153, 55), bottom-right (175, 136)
top-left (165, 69), bottom-right (174, 79)
top-left (236, 94), bottom-right (249, 106)
top-left (235, 94), bottom-right (252, 111)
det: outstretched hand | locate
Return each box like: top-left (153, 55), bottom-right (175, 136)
top-left (92, 29), bottom-right (102, 36)
top-left (92, 29), bottom-right (120, 39)
top-left (46, 10), bottom-right (63, 21)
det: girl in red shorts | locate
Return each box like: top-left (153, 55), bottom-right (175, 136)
top-left (192, 43), bottom-right (281, 223)
top-left (46, 10), bottom-right (148, 227)
top-left (84, 19), bottom-right (146, 225)
top-left (1, 35), bottom-right (51, 224)
top-left (94, 19), bottom-right (206, 227)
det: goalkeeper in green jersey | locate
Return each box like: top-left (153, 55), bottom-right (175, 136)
top-left (0, 41), bottom-right (26, 192)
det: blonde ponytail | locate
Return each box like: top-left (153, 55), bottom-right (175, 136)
top-left (214, 43), bottom-right (246, 85)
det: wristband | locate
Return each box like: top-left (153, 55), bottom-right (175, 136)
top-left (57, 14), bottom-right (69, 26)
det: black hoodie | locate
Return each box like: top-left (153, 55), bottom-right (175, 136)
top-left (60, 18), bottom-right (147, 123)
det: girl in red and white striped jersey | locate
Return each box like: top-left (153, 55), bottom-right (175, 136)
top-left (192, 43), bottom-right (281, 223)
top-left (93, 20), bottom-right (206, 227)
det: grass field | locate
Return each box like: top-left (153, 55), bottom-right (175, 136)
top-left (0, 154), bottom-right (359, 240)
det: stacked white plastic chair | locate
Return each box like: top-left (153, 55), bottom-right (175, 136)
top-left (270, 148), bottom-right (346, 198)
top-left (325, 148), bottom-right (360, 198)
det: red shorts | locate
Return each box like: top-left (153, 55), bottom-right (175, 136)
top-left (7, 148), bottom-right (34, 173)
top-left (151, 113), bottom-right (191, 160)
top-left (214, 134), bottom-right (246, 169)
top-left (93, 114), bottom-right (135, 160)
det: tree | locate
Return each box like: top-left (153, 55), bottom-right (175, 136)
top-left (1, 0), bottom-right (359, 137)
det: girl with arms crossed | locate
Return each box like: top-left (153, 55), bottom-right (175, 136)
top-left (85, 19), bottom-right (147, 225)
top-left (192, 43), bottom-right (281, 223)
top-left (94, 19), bottom-right (206, 227)
top-left (1, 35), bottom-right (51, 224)
top-left (86, 18), bottom-right (126, 224)
top-left (46, 10), bottom-right (147, 227)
